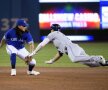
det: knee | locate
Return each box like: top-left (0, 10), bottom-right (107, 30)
top-left (72, 57), bottom-right (85, 63)
top-left (71, 57), bottom-right (78, 63)
top-left (72, 59), bottom-right (76, 63)
top-left (68, 54), bottom-right (77, 63)
top-left (29, 59), bottom-right (36, 65)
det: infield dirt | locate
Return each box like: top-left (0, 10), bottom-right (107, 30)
top-left (0, 67), bottom-right (108, 90)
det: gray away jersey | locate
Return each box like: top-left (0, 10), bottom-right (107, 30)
top-left (47, 31), bottom-right (104, 66)
top-left (47, 31), bottom-right (73, 53)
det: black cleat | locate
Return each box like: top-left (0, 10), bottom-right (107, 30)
top-left (100, 61), bottom-right (108, 66)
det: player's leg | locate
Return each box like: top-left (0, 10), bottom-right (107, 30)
top-left (99, 60), bottom-right (108, 66)
top-left (26, 58), bottom-right (40, 75)
top-left (67, 44), bottom-right (105, 65)
top-left (80, 59), bottom-right (108, 67)
top-left (66, 44), bottom-right (90, 62)
top-left (80, 61), bottom-right (102, 67)
top-left (17, 47), bottom-right (40, 75)
top-left (6, 45), bottom-right (17, 76)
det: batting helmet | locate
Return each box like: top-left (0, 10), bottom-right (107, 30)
top-left (51, 24), bottom-right (61, 31)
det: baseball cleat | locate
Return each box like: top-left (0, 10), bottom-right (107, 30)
top-left (100, 60), bottom-right (108, 66)
top-left (11, 69), bottom-right (16, 76)
top-left (99, 56), bottom-right (106, 64)
top-left (27, 70), bottom-right (40, 75)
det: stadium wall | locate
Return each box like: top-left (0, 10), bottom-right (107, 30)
top-left (0, 0), bottom-right (108, 42)
top-left (0, 0), bottom-right (40, 42)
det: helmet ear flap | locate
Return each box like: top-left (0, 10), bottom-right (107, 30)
top-left (51, 24), bottom-right (61, 31)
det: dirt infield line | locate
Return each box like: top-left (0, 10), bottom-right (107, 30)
top-left (0, 67), bottom-right (108, 90)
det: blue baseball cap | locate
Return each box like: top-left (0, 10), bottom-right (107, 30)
top-left (16, 19), bottom-right (29, 27)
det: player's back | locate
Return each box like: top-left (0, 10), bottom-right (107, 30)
top-left (48, 31), bottom-right (72, 44)
top-left (47, 31), bottom-right (73, 53)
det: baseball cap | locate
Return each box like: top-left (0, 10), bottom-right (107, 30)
top-left (16, 19), bottom-right (28, 27)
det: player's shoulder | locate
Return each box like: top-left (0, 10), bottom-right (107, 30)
top-left (8, 28), bottom-right (15, 31)
top-left (24, 31), bottom-right (30, 35)
top-left (23, 31), bottom-right (32, 38)
top-left (5, 28), bottom-right (15, 34)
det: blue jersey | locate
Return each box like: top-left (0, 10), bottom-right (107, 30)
top-left (4, 28), bottom-right (33, 49)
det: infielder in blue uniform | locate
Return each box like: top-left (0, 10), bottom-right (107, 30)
top-left (0, 19), bottom-right (40, 76)
top-left (27, 24), bottom-right (108, 67)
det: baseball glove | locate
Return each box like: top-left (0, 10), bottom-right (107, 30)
top-left (25, 56), bottom-right (32, 65)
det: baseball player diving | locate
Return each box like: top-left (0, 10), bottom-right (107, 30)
top-left (27, 24), bottom-right (108, 67)
top-left (0, 19), bottom-right (40, 76)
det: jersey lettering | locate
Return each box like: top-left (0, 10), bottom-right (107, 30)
top-left (10, 38), bottom-right (24, 42)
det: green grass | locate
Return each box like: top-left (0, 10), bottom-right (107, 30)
top-left (0, 42), bottom-right (108, 67)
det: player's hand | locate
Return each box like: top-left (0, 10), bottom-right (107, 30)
top-left (25, 56), bottom-right (32, 65)
top-left (45, 60), bottom-right (53, 64)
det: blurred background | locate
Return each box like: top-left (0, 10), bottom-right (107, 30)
top-left (0, 0), bottom-right (108, 67)
top-left (0, 0), bottom-right (108, 42)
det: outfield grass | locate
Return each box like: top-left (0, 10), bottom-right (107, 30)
top-left (0, 42), bottom-right (108, 67)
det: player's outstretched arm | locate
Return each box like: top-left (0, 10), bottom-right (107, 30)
top-left (25, 38), bottom-right (50, 63)
top-left (29, 38), bottom-right (50, 56)
top-left (45, 51), bottom-right (63, 64)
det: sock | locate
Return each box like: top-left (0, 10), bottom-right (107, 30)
top-left (28, 65), bottom-right (35, 71)
top-left (10, 53), bottom-right (16, 69)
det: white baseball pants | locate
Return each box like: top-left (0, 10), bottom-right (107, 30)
top-left (6, 45), bottom-right (36, 65)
